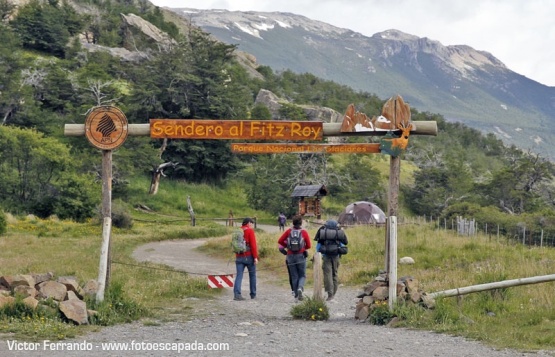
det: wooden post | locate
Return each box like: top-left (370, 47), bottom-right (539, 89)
top-left (312, 252), bottom-right (324, 301)
top-left (428, 273), bottom-right (555, 299)
top-left (387, 216), bottom-right (397, 309)
top-left (187, 195), bottom-right (195, 226)
top-left (97, 150), bottom-right (112, 302)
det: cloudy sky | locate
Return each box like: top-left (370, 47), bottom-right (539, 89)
top-left (150, 0), bottom-right (555, 87)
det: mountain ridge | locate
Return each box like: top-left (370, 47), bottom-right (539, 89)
top-left (165, 7), bottom-right (555, 161)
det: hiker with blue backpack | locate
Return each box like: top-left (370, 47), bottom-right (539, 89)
top-left (231, 217), bottom-right (259, 301)
top-left (277, 215), bottom-right (311, 301)
top-left (314, 219), bottom-right (348, 301)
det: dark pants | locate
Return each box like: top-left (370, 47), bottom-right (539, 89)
top-left (286, 253), bottom-right (306, 296)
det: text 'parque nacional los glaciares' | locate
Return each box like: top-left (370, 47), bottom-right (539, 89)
top-left (150, 119), bottom-right (323, 141)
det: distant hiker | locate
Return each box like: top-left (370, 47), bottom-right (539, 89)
top-left (233, 217), bottom-right (259, 300)
top-left (277, 215), bottom-right (311, 301)
top-left (278, 212), bottom-right (286, 232)
top-left (314, 219), bottom-right (348, 301)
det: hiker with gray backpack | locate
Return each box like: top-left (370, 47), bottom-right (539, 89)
top-left (277, 215), bottom-right (311, 301)
top-left (231, 217), bottom-right (259, 300)
top-left (314, 219), bottom-right (348, 301)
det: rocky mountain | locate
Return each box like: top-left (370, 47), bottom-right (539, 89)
top-left (164, 8), bottom-right (555, 161)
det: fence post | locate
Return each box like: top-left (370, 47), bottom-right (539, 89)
top-left (313, 253), bottom-right (324, 301)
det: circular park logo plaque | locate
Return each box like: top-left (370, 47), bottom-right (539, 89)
top-left (85, 106), bottom-right (128, 150)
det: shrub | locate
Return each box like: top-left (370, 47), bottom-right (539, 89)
top-left (290, 297), bottom-right (329, 321)
top-left (87, 281), bottom-right (147, 326)
top-left (368, 300), bottom-right (396, 325)
top-left (111, 200), bottom-right (133, 229)
top-left (0, 210), bottom-right (6, 235)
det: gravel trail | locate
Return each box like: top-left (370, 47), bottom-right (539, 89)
top-left (1, 224), bottom-right (552, 356)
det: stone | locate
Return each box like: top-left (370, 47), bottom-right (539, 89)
top-left (57, 276), bottom-right (83, 299)
top-left (59, 299), bottom-right (89, 325)
top-left (82, 280), bottom-right (99, 297)
top-left (363, 280), bottom-right (383, 295)
top-left (399, 256), bottom-right (415, 264)
top-left (405, 278), bottom-right (419, 293)
top-left (362, 295), bottom-right (374, 305)
top-left (410, 291), bottom-right (422, 303)
top-left (354, 301), bottom-right (369, 320)
top-left (13, 285), bottom-right (36, 298)
top-left (0, 286), bottom-right (11, 296)
top-left (22, 296), bottom-right (39, 309)
top-left (32, 272), bottom-right (54, 286)
top-left (421, 293), bottom-right (436, 309)
top-left (37, 281), bottom-right (67, 301)
top-left (66, 291), bottom-right (80, 301)
top-left (0, 295), bottom-right (15, 308)
top-left (372, 286), bottom-right (389, 300)
top-left (1, 274), bottom-right (35, 290)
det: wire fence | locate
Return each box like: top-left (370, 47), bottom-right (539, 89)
top-left (431, 215), bottom-right (555, 248)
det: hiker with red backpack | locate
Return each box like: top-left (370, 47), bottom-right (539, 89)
top-left (277, 215), bottom-right (311, 301)
top-left (233, 217), bottom-right (259, 301)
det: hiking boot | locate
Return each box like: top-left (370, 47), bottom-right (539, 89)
top-left (326, 293), bottom-right (334, 301)
top-left (234, 295), bottom-right (245, 301)
top-left (297, 288), bottom-right (304, 301)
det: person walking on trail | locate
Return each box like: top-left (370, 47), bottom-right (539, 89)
top-left (234, 217), bottom-right (259, 301)
top-left (277, 215), bottom-right (311, 301)
top-left (278, 212), bottom-right (286, 232)
top-left (278, 243), bottom-right (295, 297)
top-left (314, 219), bottom-right (348, 301)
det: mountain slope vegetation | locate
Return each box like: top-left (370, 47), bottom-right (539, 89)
top-left (0, 0), bottom-right (554, 240)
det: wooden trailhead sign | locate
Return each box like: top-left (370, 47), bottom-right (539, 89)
top-left (64, 94), bottom-right (437, 306)
top-left (150, 119), bottom-right (323, 141)
top-left (231, 95), bottom-right (417, 156)
top-left (85, 106), bottom-right (128, 150)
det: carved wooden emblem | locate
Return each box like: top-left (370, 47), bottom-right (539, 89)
top-left (340, 95), bottom-right (413, 156)
top-left (85, 106), bottom-right (128, 150)
top-left (340, 95), bottom-right (411, 132)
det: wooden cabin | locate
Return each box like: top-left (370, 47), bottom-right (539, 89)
top-left (291, 184), bottom-right (328, 219)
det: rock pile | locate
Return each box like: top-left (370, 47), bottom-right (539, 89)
top-left (0, 273), bottom-right (99, 325)
top-left (354, 271), bottom-right (435, 322)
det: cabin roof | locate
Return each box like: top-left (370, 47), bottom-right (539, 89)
top-left (291, 184), bottom-right (328, 198)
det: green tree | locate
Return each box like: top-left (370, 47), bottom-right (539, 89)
top-left (0, 126), bottom-right (99, 219)
top-left (251, 104), bottom-right (272, 120)
top-left (476, 152), bottom-right (553, 214)
top-left (241, 154), bottom-right (298, 215)
top-left (11, 0), bottom-right (85, 57)
top-left (0, 209), bottom-right (6, 235)
top-left (0, 23), bottom-right (28, 126)
top-left (127, 27), bottom-right (252, 183)
top-left (327, 155), bottom-right (385, 207)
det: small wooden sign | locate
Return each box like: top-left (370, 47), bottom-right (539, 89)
top-left (85, 106), bottom-right (128, 150)
top-left (340, 95), bottom-right (411, 133)
top-left (231, 143), bottom-right (381, 154)
top-left (150, 119), bottom-right (323, 141)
